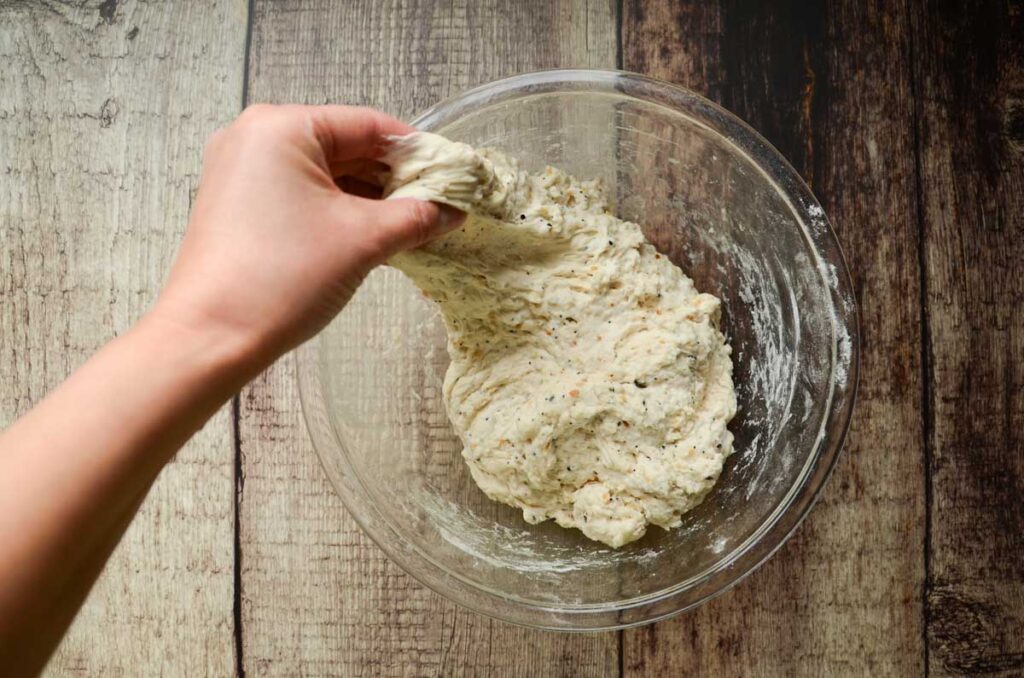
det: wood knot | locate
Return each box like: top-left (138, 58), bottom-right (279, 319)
top-left (1005, 93), bottom-right (1024, 154)
top-left (98, 0), bottom-right (118, 24)
top-left (929, 584), bottom-right (1024, 673)
top-left (99, 98), bottom-right (119, 128)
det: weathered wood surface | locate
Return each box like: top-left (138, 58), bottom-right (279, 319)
top-left (912, 1), bottom-right (1024, 674)
top-left (2, 0), bottom-right (1022, 675)
top-left (237, 1), bottom-right (620, 676)
top-left (621, 1), bottom-right (927, 675)
top-left (0, 1), bottom-right (246, 676)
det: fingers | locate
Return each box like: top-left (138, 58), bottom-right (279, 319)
top-left (345, 196), bottom-right (466, 260)
top-left (307, 105), bottom-right (414, 163)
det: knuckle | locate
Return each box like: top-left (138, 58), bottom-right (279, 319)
top-left (405, 200), bottom-right (435, 244)
top-left (236, 104), bottom-right (290, 135)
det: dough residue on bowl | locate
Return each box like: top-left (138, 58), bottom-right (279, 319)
top-left (382, 132), bottom-right (737, 548)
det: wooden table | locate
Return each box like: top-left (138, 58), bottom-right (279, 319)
top-left (2, 1), bottom-right (1021, 675)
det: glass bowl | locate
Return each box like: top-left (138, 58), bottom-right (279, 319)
top-left (297, 69), bottom-right (858, 630)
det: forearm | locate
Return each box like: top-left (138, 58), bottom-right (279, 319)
top-left (0, 104), bottom-right (449, 677)
top-left (0, 313), bottom-right (256, 675)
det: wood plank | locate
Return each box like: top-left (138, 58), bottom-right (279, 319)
top-left (238, 1), bottom-right (619, 675)
top-left (911, 1), bottom-right (1024, 674)
top-left (622, 1), bottom-right (926, 674)
top-left (0, 1), bottom-right (247, 675)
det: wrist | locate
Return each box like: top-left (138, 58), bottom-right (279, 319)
top-left (135, 307), bottom-right (269, 393)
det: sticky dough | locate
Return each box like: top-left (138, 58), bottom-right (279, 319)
top-left (383, 132), bottom-right (737, 548)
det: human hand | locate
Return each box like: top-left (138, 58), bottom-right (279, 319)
top-left (152, 104), bottom-right (463, 374)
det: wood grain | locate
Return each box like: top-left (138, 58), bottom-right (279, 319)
top-left (238, 1), bottom-right (619, 675)
top-left (912, 1), bottom-right (1024, 674)
top-left (622, 1), bottom-right (926, 674)
top-left (0, 0), bottom-right (246, 675)
top-left (5, 0), bottom-right (1020, 673)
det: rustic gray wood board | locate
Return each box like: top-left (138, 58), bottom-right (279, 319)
top-left (238, 1), bottom-right (620, 675)
top-left (621, 1), bottom-right (927, 674)
top-left (0, 1), bottom-right (247, 675)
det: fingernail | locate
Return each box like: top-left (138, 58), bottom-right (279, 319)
top-left (437, 205), bottom-right (466, 233)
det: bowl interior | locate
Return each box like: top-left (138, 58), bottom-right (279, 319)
top-left (307, 83), bottom-right (851, 623)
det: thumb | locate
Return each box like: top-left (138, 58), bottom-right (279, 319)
top-left (356, 197), bottom-right (465, 257)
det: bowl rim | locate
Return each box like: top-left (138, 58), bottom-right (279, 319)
top-left (297, 68), bottom-right (860, 630)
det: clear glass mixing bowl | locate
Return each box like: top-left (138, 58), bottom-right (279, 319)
top-left (297, 70), bottom-right (858, 630)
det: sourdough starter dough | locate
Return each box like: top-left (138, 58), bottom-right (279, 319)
top-left (383, 133), bottom-right (737, 548)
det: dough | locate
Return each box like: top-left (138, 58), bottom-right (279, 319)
top-left (383, 133), bottom-right (737, 548)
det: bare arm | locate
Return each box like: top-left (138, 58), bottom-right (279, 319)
top-left (0, 104), bottom-right (461, 676)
